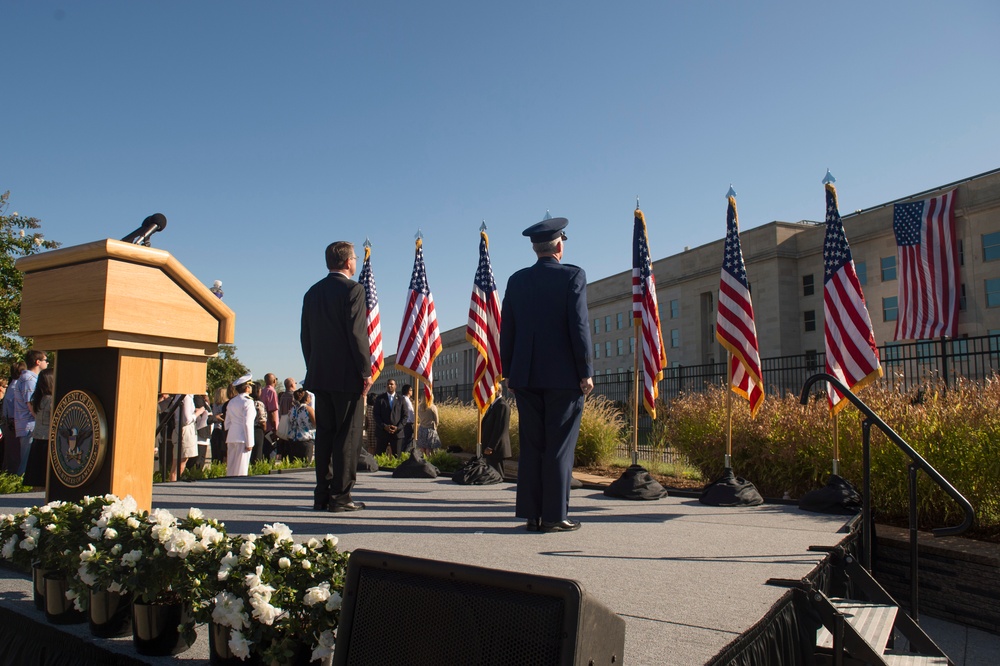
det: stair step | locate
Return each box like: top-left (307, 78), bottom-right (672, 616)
top-left (817, 599), bottom-right (898, 653)
top-left (883, 650), bottom-right (949, 665)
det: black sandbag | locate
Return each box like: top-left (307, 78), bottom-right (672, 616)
top-left (357, 448), bottom-right (379, 473)
top-left (391, 453), bottom-right (439, 478)
top-left (604, 464), bottom-right (667, 500)
top-left (453, 456), bottom-right (504, 485)
top-left (699, 467), bottom-right (764, 506)
top-left (799, 474), bottom-right (861, 515)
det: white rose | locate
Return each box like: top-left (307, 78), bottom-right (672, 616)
top-left (301, 560), bottom-right (311, 570)
top-left (278, 557), bottom-right (291, 569)
top-left (103, 527), bottom-right (118, 540)
top-left (324, 534), bottom-right (339, 548)
top-left (325, 591), bottom-right (343, 612)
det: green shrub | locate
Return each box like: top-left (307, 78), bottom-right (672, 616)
top-left (424, 450), bottom-right (462, 473)
top-left (0, 471), bottom-right (32, 494)
top-left (375, 452), bottom-right (407, 469)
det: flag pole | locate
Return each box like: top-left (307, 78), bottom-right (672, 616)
top-left (632, 328), bottom-right (641, 467)
top-left (477, 409), bottom-right (483, 458)
top-left (832, 412), bottom-right (840, 476)
top-left (725, 353), bottom-right (733, 470)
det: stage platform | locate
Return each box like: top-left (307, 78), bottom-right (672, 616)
top-left (0, 469), bottom-right (856, 665)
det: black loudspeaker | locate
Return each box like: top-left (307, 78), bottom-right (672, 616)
top-left (333, 549), bottom-right (626, 666)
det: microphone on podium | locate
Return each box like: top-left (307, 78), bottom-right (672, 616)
top-left (121, 213), bottom-right (167, 246)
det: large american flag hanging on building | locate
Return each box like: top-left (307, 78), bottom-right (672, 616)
top-left (632, 209), bottom-right (666, 419)
top-left (466, 229), bottom-right (502, 414)
top-left (823, 180), bottom-right (882, 414)
top-left (396, 237), bottom-right (442, 402)
top-left (893, 188), bottom-right (959, 341)
top-left (715, 192), bottom-right (764, 417)
top-left (358, 243), bottom-right (384, 384)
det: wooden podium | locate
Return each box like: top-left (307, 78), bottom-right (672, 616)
top-left (16, 239), bottom-right (235, 510)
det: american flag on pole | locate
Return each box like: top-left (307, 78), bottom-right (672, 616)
top-left (893, 189), bottom-right (959, 341)
top-left (632, 209), bottom-right (666, 419)
top-left (466, 228), bottom-right (502, 414)
top-left (396, 236), bottom-right (442, 402)
top-left (715, 190), bottom-right (764, 417)
top-left (358, 242), bottom-right (384, 383)
top-left (823, 176), bottom-right (882, 414)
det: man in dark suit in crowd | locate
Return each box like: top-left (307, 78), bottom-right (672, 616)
top-left (373, 379), bottom-right (406, 455)
top-left (500, 216), bottom-right (593, 533)
top-left (301, 241), bottom-right (373, 512)
top-left (481, 385), bottom-right (512, 480)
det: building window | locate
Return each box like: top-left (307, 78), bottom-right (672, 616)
top-left (881, 256), bottom-right (897, 281)
top-left (958, 238), bottom-right (964, 266)
top-left (883, 296), bottom-right (898, 321)
top-left (605, 341), bottom-right (612, 358)
top-left (855, 261), bottom-right (867, 286)
top-left (616, 339), bottom-right (624, 356)
top-left (670, 299), bottom-right (680, 318)
top-left (670, 329), bottom-right (680, 348)
top-left (987, 278), bottom-right (1000, 308)
top-left (802, 274), bottom-right (814, 296)
top-left (805, 349), bottom-right (818, 372)
top-left (804, 310), bottom-right (816, 332)
top-left (617, 313), bottom-right (624, 330)
top-left (594, 318), bottom-right (600, 334)
top-left (960, 283), bottom-right (967, 311)
top-left (884, 342), bottom-right (902, 366)
top-left (594, 343), bottom-right (600, 359)
top-left (605, 315), bottom-right (612, 332)
top-left (983, 232), bottom-right (1000, 262)
top-left (629, 337), bottom-right (635, 354)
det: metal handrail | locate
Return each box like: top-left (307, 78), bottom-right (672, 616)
top-left (800, 373), bottom-right (974, 535)
top-left (800, 373), bottom-right (975, 620)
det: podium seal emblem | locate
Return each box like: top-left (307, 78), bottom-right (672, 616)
top-left (49, 390), bottom-right (108, 488)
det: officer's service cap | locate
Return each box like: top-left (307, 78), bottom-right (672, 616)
top-left (522, 217), bottom-right (569, 243)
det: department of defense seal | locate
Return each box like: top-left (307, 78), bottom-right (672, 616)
top-left (49, 390), bottom-right (108, 488)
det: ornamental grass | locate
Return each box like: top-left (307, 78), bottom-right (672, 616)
top-left (663, 379), bottom-right (1000, 536)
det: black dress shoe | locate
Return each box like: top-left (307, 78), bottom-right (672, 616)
top-left (540, 519), bottom-right (581, 533)
top-left (328, 501), bottom-right (365, 513)
top-left (525, 518), bottom-right (541, 532)
top-left (312, 504), bottom-right (329, 511)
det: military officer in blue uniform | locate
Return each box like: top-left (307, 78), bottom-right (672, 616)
top-left (500, 216), bottom-right (594, 533)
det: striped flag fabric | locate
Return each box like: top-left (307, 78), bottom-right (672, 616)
top-left (466, 229), bottom-right (503, 414)
top-left (823, 179), bottom-right (883, 414)
top-left (715, 191), bottom-right (764, 416)
top-left (893, 189), bottom-right (959, 341)
top-left (632, 209), bottom-right (667, 419)
top-left (396, 237), bottom-right (442, 402)
top-left (358, 243), bottom-right (384, 383)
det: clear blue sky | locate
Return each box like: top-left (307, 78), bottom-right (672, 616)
top-left (5, 1), bottom-right (999, 382)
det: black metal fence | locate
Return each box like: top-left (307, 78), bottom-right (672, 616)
top-left (432, 334), bottom-right (1000, 457)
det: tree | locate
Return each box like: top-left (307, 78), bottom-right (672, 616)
top-left (206, 344), bottom-right (250, 396)
top-left (1, 191), bottom-right (60, 363)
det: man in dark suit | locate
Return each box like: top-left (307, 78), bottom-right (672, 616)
top-left (500, 216), bottom-right (593, 533)
top-left (373, 379), bottom-right (406, 455)
top-left (301, 241), bottom-right (373, 512)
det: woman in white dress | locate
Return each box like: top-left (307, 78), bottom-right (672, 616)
top-left (224, 374), bottom-right (256, 476)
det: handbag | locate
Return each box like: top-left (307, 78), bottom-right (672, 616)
top-left (276, 412), bottom-right (291, 439)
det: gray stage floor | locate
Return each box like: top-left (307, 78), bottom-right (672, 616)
top-left (1, 470), bottom-right (855, 665)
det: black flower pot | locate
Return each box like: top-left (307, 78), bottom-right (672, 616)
top-left (43, 572), bottom-right (86, 625)
top-left (132, 600), bottom-right (194, 656)
top-left (209, 621), bottom-right (260, 665)
top-left (31, 564), bottom-right (48, 612)
top-left (89, 588), bottom-right (133, 638)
